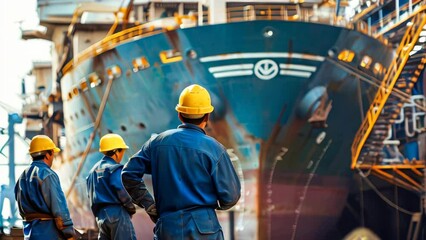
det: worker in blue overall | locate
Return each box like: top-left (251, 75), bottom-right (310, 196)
top-left (122, 84), bottom-right (241, 239)
top-left (86, 134), bottom-right (138, 240)
top-left (14, 135), bottom-right (76, 240)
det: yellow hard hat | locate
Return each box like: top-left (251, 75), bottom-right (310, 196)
top-left (175, 84), bottom-right (214, 116)
top-left (99, 133), bottom-right (129, 152)
top-left (29, 135), bottom-right (60, 154)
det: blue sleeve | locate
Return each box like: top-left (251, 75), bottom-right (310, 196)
top-left (41, 173), bottom-right (75, 237)
top-left (212, 151), bottom-right (241, 210)
top-left (122, 142), bottom-right (155, 209)
top-left (110, 167), bottom-right (136, 212)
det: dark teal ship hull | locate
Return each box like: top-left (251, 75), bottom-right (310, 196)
top-left (59, 20), bottom-right (395, 239)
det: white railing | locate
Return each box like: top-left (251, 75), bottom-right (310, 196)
top-left (62, 4), bottom-right (361, 74)
top-left (224, 4), bottom-right (352, 28)
top-left (355, 0), bottom-right (426, 38)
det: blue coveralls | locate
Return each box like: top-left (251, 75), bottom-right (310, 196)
top-left (122, 123), bottom-right (241, 240)
top-left (86, 156), bottom-right (136, 240)
top-left (14, 161), bottom-right (75, 240)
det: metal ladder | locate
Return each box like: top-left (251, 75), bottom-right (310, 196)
top-left (351, 8), bottom-right (426, 191)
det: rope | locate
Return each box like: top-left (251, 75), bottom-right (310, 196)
top-left (394, 184), bottom-right (401, 240)
top-left (357, 168), bottom-right (416, 216)
top-left (326, 56), bottom-right (426, 112)
top-left (66, 75), bottom-right (115, 197)
top-left (356, 75), bottom-right (365, 121)
top-left (360, 174), bottom-right (365, 226)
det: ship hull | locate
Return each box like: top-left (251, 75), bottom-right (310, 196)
top-left (59, 20), bottom-right (394, 239)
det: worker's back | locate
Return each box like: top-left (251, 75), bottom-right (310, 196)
top-left (148, 123), bottom-right (235, 215)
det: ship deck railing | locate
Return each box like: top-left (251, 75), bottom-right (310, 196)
top-left (354, 0), bottom-right (426, 39)
top-left (223, 4), bottom-right (353, 28)
top-left (62, 3), bottom-right (370, 75)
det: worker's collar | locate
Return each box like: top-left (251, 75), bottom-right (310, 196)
top-left (31, 160), bottom-right (49, 168)
top-left (101, 155), bottom-right (117, 163)
top-left (178, 123), bottom-right (206, 134)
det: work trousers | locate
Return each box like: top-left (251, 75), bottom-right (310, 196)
top-left (154, 208), bottom-right (224, 240)
top-left (96, 205), bottom-right (136, 240)
top-left (23, 219), bottom-right (65, 240)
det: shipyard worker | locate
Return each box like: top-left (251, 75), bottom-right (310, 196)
top-left (14, 135), bottom-right (77, 240)
top-left (122, 84), bottom-right (241, 239)
top-left (86, 133), bottom-right (139, 240)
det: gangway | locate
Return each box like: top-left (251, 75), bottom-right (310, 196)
top-left (351, 7), bottom-right (426, 192)
top-left (351, 8), bottom-right (426, 239)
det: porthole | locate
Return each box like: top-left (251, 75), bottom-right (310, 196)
top-left (337, 50), bottom-right (355, 62)
top-left (88, 73), bottom-right (102, 88)
top-left (360, 55), bottom-right (372, 69)
top-left (72, 87), bottom-right (79, 96)
top-left (373, 62), bottom-right (384, 76)
top-left (80, 79), bottom-right (89, 91)
top-left (106, 65), bottom-right (122, 80)
top-left (186, 50), bottom-right (197, 59)
top-left (263, 27), bottom-right (274, 38)
top-left (159, 50), bottom-right (182, 63)
top-left (132, 57), bottom-right (150, 72)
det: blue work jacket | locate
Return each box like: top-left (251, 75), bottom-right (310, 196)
top-left (86, 156), bottom-right (135, 216)
top-left (122, 123), bottom-right (241, 215)
top-left (86, 156), bottom-right (136, 239)
top-left (14, 161), bottom-right (74, 240)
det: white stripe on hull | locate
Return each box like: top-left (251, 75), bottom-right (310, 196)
top-left (280, 70), bottom-right (312, 78)
top-left (200, 52), bottom-right (325, 62)
top-left (213, 70), bottom-right (253, 78)
top-left (279, 63), bottom-right (317, 72)
top-left (209, 64), bottom-right (254, 73)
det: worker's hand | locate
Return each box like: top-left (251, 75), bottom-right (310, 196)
top-left (126, 205), bottom-right (137, 216)
top-left (148, 212), bottom-right (158, 223)
top-left (62, 226), bottom-right (78, 239)
top-left (146, 204), bottom-right (158, 223)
